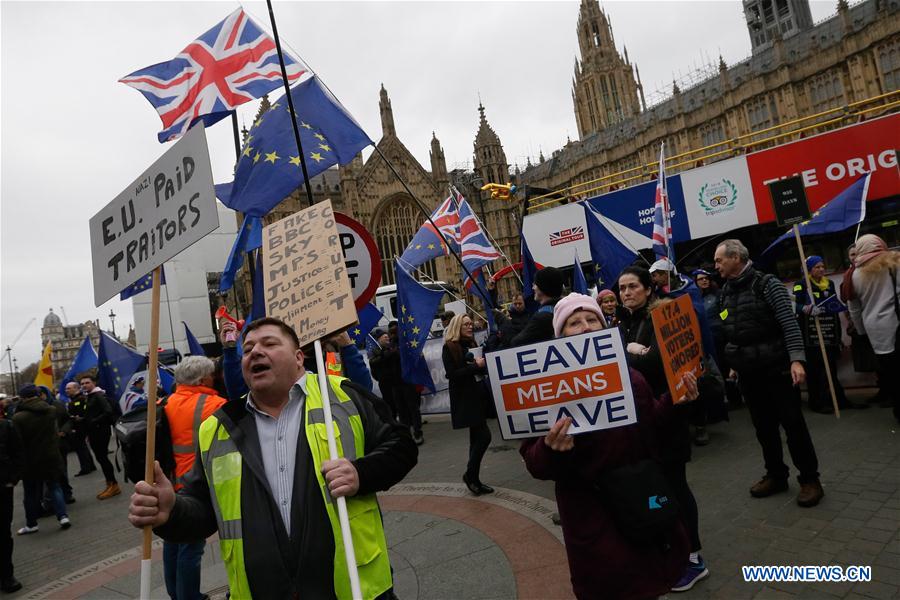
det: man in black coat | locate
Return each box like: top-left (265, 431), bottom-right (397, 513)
top-left (511, 267), bottom-right (564, 347)
top-left (0, 399), bottom-right (23, 592)
top-left (63, 382), bottom-right (96, 477)
top-left (78, 375), bottom-right (120, 499)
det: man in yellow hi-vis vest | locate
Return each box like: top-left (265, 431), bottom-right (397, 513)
top-left (128, 317), bottom-right (418, 599)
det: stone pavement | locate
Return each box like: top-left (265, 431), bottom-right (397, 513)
top-left (7, 388), bottom-right (899, 599)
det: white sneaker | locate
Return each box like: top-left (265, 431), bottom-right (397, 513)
top-left (59, 517), bottom-right (71, 530)
top-left (16, 525), bottom-right (38, 535)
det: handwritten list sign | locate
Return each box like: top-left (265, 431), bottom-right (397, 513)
top-left (262, 200), bottom-right (357, 347)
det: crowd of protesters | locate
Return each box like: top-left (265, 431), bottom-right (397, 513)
top-left (0, 233), bottom-right (892, 599)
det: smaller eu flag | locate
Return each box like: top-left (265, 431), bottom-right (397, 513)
top-left (348, 303), bottom-right (385, 347)
top-left (215, 75), bottom-right (373, 217)
top-left (120, 267), bottom-right (166, 300)
top-left (220, 216), bottom-right (262, 292)
top-left (97, 332), bottom-right (146, 402)
top-left (398, 194), bottom-right (460, 273)
top-left (395, 266), bottom-right (444, 392)
top-left (58, 336), bottom-right (98, 400)
top-left (762, 174), bottom-right (871, 256)
top-left (572, 249), bottom-right (588, 295)
top-left (183, 322), bottom-right (206, 356)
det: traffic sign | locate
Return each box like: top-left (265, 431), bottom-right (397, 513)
top-left (336, 212), bottom-right (381, 310)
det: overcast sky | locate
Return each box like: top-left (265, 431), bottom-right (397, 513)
top-left (0, 0), bottom-right (837, 369)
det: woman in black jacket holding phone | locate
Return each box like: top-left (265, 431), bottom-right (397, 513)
top-left (442, 314), bottom-right (494, 496)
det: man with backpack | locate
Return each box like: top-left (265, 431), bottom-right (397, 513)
top-left (161, 356), bottom-right (227, 600)
top-left (715, 239), bottom-right (824, 508)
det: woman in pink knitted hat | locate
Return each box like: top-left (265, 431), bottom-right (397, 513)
top-left (521, 293), bottom-right (699, 599)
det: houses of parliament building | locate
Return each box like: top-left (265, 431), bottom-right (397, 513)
top-left (235, 0), bottom-right (899, 311)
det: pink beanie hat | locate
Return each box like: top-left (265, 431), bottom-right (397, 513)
top-left (597, 289), bottom-right (616, 301)
top-left (552, 293), bottom-right (605, 337)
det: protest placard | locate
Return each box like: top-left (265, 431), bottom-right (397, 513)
top-left (650, 294), bottom-right (704, 404)
top-left (89, 124), bottom-right (218, 306)
top-left (262, 200), bottom-right (357, 347)
top-left (485, 328), bottom-right (636, 440)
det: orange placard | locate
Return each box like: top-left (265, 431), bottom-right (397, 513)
top-left (500, 364), bottom-right (624, 412)
top-left (650, 294), bottom-right (703, 404)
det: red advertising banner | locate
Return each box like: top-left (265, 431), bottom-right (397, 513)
top-left (747, 113), bottom-right (900, 224)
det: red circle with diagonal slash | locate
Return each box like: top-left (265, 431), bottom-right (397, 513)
top-left (336, 212), bottom-right (381, 311)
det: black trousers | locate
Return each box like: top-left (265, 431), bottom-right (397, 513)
top-left (805, 345), bottom-right (848, 410)
top-left (740, 370), bottom-right (820, 483)
top-left (395, 384), bottom-right (422, 435)
top-left (661, 460), bottom-right (701, 553)
top-left (71, 430), bottom-right (96, 473)
top-left (88, 427), bottom-right (117, 484)
top-left (0, 486), bottom-right (13, 581)
top-left (874, 349), bottom-right (900, 419)
top-left (465, 421), bottom-right (492, 483)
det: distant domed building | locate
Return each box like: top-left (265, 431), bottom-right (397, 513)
top-left (40, 309), bottom-right (100, 382)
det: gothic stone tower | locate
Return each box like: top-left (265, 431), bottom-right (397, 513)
top-left (572, 0), bottom-right (643, 138)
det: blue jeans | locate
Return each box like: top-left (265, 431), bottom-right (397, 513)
top-left (23, 479), bottom-right (65, 527)
top-left (162, 540), bottom-right (205, 600)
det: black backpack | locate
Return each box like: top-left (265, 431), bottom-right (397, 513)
top-left (113, 400), bottom-right (175, 484)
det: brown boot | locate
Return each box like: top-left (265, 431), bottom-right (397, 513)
top-left (797, 481), bottom-right (824, 507)
top-left (750, 476), bottom-right (789, 498)
top-left (96, 484), bottom-right (111, 500)
top-left (98, 483), bottom-right (121, 500)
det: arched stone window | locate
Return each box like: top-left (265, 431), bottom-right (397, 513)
top-left (374, 194), bottom-right (440, 286)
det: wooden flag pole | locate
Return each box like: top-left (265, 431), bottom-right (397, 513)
top-left (793, 226), bottom-right (841, 419)
top-left (140, 266), bottom-right (163, 600)
top-left (313, 339), bottom-right (363, 599)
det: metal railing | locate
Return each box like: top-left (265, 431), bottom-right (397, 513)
top-left (527, 89), bottom-right (900, 211)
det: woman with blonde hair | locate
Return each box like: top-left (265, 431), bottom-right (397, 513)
top-left (846, 234), bottom-right (900, 420)
top-left (442, 314), bottom-right (494, 495)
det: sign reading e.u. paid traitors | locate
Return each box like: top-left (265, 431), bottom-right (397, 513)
top-left (485, 328), bottom-right (636, 440)
top-left (263, 200), bottom-right (357, 348)
top-left (650, 294), bottom-right (704, 404)
top-left (89, 124), bottom-right (219, 306)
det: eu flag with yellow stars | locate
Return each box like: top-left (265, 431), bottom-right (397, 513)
top-left (395, 266), bottom-right (443, 392)
top-left (348, 303), bottom-right (384, 348)
top-left (97, 332), bottom-right (145, 403)
top-left (215, 75), bottom-right (373, 217)
top-left (120, 266), bottom-right (166, 300)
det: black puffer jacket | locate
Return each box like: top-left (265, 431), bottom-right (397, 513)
top-left (0, 419), bottom-right (24, 486)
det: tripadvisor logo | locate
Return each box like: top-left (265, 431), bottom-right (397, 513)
top-left (698, 179), bottom-right (737, 216)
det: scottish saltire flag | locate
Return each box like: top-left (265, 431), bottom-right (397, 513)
top-left (572, 249), bottom-right (588, 295)
top-left (59, 336), bottom-right (98, 400)
top-left (183, 322), bottom-right (206, 356)
top-left (652, 143), bottom-right (672, 261)
top-left (120, 267), bottom-right (166, 300)
top-left (583, 203), bottom-right (641, 289)
top-left (348, 303), bottom-right (384, 347)
top-left (220, 216), bottom-right (262, 292)
top-left (215, 76), bottom-right (372, 216)
top-left (249, 251), bottom-right (266, 322)
top-left (762, 174), bottom-right (871, 256)
top-left (395, 266), bottom-right (443, 392)
top-left (398, 193), bottom-right (460, 272)
top-left (98, 332), bottom-right (145, 403)
top-left (120, 9), bottom-right (307, 143)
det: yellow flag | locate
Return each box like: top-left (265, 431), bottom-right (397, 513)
top-left (34, 342), bottom-right (54, 388)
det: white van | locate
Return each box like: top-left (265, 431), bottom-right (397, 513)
top-left (373, 282), bottom-right (462, 335)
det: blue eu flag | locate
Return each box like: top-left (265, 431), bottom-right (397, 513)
top-left (183, 322), bottom-right (206, 356)
top-left (395, 266), bottom-right (444, 392)
top-left (58, 336), bottom-right (98, 400)
top-left (215, 75), bottom-right (373, 217)
top-left (572, 249), bottom-right (588, 295)
top-left (220, 216), bottom-right (262, 292)
top-left (120, 267), bottom-right (166, 300)
top-left (348, 303), bottom-right (385, 347)
top-left (249, 251), bottom-right (266, 323)
top-left (763, 174), bottom-right (871, 256)
top-left (97, 332), bottom-right (145, 402)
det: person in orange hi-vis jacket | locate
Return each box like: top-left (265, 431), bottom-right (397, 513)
top-left (163, 356), bottom-right (227, 600)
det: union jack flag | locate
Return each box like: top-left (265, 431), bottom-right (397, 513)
top-left (457, 194), bottom-right (501, 273)
top-left (652, 142), bottom-right (672, 261)
top-left (397, 193), bottom-right (460, 272)
top-left (120, 9), bottom-right (307, 143)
